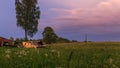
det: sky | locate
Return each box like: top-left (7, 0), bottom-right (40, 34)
top-left (0, 0), bottom-right (120, 41)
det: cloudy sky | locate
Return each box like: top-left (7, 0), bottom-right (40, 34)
top-left (0, 0), bottom-right (120, 41)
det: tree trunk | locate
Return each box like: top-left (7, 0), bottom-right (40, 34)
top-left (25, 30), bottom-right (28, 40)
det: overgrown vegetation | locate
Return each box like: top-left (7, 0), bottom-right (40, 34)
top-left (0, 42), bottom-right (120, 68)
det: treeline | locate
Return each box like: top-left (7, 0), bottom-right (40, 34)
top-left (11, 26), bottom-right (78, 44)
top-left (42, 26), bottom-right (78, 44)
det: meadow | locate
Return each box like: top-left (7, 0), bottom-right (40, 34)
top-left (0, 42), bottom-right (120, 68)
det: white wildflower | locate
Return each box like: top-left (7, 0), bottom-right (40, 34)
top-left (45, 53), bottom-right (48, 57)
top-left (5, 49), bottom-right (11, 54)
top-left (112, 64), bottom-right (118, 68)
top-left (57, 51), bottom-right (60, 57)
top-left (51, 49), bottom-right (56, 53)
top-left (5, 54), bottom-right (10, 59)
top-left (19, 50), bottom-right (27, 56)
top-left (18, 55), bottom-right (22, 58)
top-left (108, 58), bottom-right (113, 64)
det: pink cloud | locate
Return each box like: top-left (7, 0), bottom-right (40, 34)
top-left (38, 0), bottom-right (120, 36)
top-left (49, 0), bottom-right (120, 27)
top-left (38, 0), bottom-right (105, 8)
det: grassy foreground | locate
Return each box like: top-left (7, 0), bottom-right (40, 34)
top-left (0, 42), bottom-right (120, 68)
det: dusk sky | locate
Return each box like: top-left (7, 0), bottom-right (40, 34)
top-left (0, 0), bottom-right (120, 41)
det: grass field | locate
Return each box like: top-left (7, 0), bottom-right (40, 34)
top-left (0, 42), bottom-right (120, 68)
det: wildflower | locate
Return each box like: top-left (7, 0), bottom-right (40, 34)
top-left (18, 55), bottom-right (22, 58)
top-left (51, 49), bottom-right (56, 53)
top-left (19, 50), bottom-right (27, 56)
top-left (37, 50), bottom-right (40, 54)
top-left (108, 58), bottom-right (113, 64)
top-left (17, 45), bottom-right (20, 48)
top-left (26, 50), bottom-right (29, 54)
top-left (57, 51), bottom-right (60, 57)
top-left (5, 49), bottom-right (11, 54)
top-left (5, 54), bottom-right (10, 59)
top-left (30, 58), bottom-right (33, 60)
top-left (112, 64), bottom-right (118, 68)
top-left (45, 53), bottom-right (48, 57)
top-left (15, 52), bottom-right (19, 55)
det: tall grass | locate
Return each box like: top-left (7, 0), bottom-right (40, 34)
top-left (0, 42), bottom-right (120, 68)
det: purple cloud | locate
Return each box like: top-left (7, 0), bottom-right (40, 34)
top-left (38, 0), bottom-right (120, 41)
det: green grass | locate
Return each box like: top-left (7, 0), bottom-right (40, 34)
top-left (0, 42), bottom-right (120, 68)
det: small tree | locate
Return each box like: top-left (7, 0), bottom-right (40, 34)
top-left (15, 0), bottom-right (40, 40)
top-left (42, 26), bottom-right (58, 44)
top-left (9, 37), bottom-right (14, 41)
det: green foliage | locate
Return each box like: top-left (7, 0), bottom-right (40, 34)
top-left (0, 42), bottom-right (120, 68)
top-left (57, 37), bottom-right (71, 43)
top-left (9, 37), bottom-right (14, 41)
top-left (42, 26), bottom-right (72, 44)
top-left (42, 26), bottom-right (58, 44)
top-left (15, 0), bottom-right (40, 40)
top-left (14, 38), bottom-right (26, 47)
top-left (71, 40), bottom-right (78, 42)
